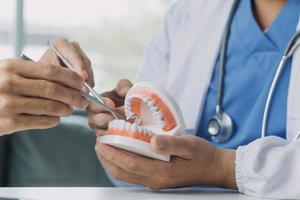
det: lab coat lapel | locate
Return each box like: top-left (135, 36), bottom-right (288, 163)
top-left (166, 0), bottom-right (235, 133)
top-left (287, 22), bottom-right (300, 140)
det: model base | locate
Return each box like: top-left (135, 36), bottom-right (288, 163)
top-left (99, 135), bottom-right (170, 162)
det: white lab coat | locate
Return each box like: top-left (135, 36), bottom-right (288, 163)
top-left (137, 0), bottom-right (300, 199)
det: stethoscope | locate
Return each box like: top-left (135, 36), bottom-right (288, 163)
top-left (207, 0), bottom-right (300, 143)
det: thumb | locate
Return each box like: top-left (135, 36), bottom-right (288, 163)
top-left (150, 135), bottom-right (196, 159)
top-left (115, 79), bottom-right (133, 98)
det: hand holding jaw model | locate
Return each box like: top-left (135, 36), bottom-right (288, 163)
top-left (99, 81), bottom-right (185, 161)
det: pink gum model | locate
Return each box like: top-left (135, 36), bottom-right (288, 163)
top-left (99, 81), bottom-right (185, 161)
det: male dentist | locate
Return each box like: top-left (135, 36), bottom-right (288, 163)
top-left (88, 0), bottom-right (300, 199)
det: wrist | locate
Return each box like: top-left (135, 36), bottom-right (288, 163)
top-left (214, 148), bottom-right (237, 189)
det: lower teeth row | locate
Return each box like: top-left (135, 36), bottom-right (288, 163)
top-left (109, 119), bottom-right (154, 136)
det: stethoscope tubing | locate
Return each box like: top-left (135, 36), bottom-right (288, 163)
top-left (261, 31), bottom-right (300, 138)
top-left (261, 56), bottom-right (288, 138)
top-left (216, 0), bottom-right (240, 116)
top-left (210, 0), bottom-right (300, 142)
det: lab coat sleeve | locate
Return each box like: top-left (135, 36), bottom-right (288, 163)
top-left (136, 0), bottom-right (187, 85)
top-left (236, 136), bottom-right (300, 199)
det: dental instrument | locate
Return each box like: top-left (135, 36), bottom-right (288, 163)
top-left (46, 42), bottom-right (120, 119)
top-left (20, 54), bottom-right (120, 119)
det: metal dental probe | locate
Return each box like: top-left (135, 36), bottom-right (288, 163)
top-left (46, 41), bottom-right (120, 119)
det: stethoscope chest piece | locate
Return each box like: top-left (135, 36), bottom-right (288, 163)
top-left (208, 112), bottom-right (233, 143)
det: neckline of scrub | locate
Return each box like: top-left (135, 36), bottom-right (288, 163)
top-left (265, 0), bottom-right (300, 52)
top-left (234, 0), bottom-right (299, 54)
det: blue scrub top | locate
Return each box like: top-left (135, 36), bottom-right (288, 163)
top-left (198, 0), bottom-right (300, 149)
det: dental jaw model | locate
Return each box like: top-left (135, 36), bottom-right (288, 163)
top-left (99, 81), bottom-right (185, 161)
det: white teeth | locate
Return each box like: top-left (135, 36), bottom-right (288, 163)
top-left (125, 122), bottom-right (131, 131)
top-left (143, 127), bottom-right (147, 134)
top-left (111, 120), bottom-right (116, 129)
top-left (147, 100), bottom-right (155, 107)
top-left (115, 120), bottom-right (120, 129)
top-left (126, 114), bottom-right (133, 121)
top-left (154, 111), bottom-right (163, 120)
top-left (125, 99), bottom-right (132, 106)
top-left (125, 98), bottom-right (134, 120)
top-left (125, 106), bottom-right (133, 115)
top-left (125, 105), bottom-right (132, 112)
top-left (142, 96), bottom-right (151, 103)
top-left (145, 128), bottom-right (150, 135)
top-left (117, 121), bottom-right (121, 128)
top-left (120, 120), bottom-right (125, 129)
top-left (144, 129), bottom-right (154, 136)
top-left (149, 106), bottom-right (165, 129)
top-left (109, 120), bottom-right (119, 129)
top-left (108, 119), bottom-right (157, 137)
top-left (126, 110), bottom-right (135, 120)
top-left (159, 121), bottom-right (166, 129)
top-left (131, 124), bottom-right (137, 132)
top-left (138, 126), bottom-right (142, 133)
top-left (125, 96), bottom-right (165, 130)
top-left (108, 122), bottom-right (112, 129)
top-left (150, 105), bottom-right (159, 112)
top-left (134, 117), bottom-right (142, 125)
top-left (112, 93), bottom-right (168, 136)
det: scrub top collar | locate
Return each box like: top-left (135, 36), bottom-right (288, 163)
top-left (235, 0), bottom-right (300, 54)
top-left (266, 0), bottom-right (300, 52)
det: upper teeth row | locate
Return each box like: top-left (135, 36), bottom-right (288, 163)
top-left (109, 119), bottom-right (155, 136)
top-left (125, 96), bottom-right (166, 129)
top-left (125, 99), bottom-right (134, 119)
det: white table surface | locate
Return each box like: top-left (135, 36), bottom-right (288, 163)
top-left (0, 187), bottom-right (268, 200)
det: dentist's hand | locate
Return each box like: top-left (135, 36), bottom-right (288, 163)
top-left (87, 79), bottom-right (132, 137)
top-left (95, 135), bottom-right (237, 190)
top-left (39, 37), bottom-right (94, 88)
top-left (0, 58), bottom-right (88, 136)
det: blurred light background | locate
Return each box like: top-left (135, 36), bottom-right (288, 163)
top-left (0, 0), bottom-right (175, 92)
